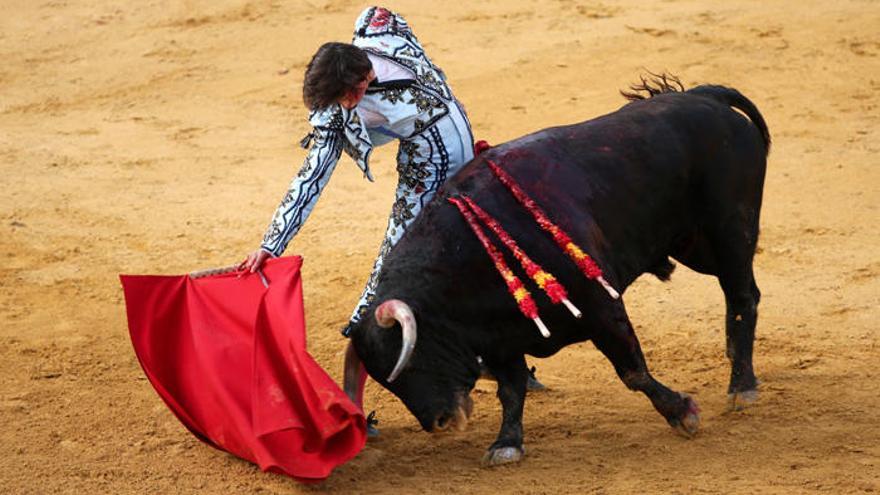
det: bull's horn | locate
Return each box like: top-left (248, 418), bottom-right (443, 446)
top-left (343, 341), bottom-right (366, 410)
top-left (375, 299), bottom-right (417, 382)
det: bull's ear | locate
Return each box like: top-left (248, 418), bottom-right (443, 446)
top-left (349, 321), bottom-right (373, 348)
top-left (350, 322), bottom-right (401, 389)
top-left (351, 318), bottom-right (390, 359)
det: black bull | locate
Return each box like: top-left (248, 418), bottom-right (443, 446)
top-left (344, 84), bottom-right (770, 465)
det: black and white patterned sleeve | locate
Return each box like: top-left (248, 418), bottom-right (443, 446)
top-left (260, 127), bottom-right (343, 256)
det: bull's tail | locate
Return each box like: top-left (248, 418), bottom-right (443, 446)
top-left (688, 85), bottom-right (771, 155)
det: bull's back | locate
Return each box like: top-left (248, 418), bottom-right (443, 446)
top-left (449, 90), bottom-right (768, 288)
top-left (378, 88), bottom-right (768, 327)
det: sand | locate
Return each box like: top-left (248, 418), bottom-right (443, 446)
top-left (1, 0), bottom-right (879, 493)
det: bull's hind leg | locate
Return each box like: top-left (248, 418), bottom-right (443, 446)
top-left (672, 228), bottom-right (761, 410)
top-left (703, 190), bottom-right (762, 409)
top-left (592, 302), bottom-right (700, 437)
top-left (718, 260), bottom-right (760, 411)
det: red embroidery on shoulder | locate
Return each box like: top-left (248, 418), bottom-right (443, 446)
top-left (370, 8), bottom-right (391, 28)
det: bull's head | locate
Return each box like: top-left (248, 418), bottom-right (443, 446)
top-left (346, 299), bottom-right (478, 433)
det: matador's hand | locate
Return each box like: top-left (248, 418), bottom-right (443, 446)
top-left (239, 249), bottom-right (271, 273)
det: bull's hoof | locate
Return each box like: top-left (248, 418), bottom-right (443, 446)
top-left (482, 446), bottom-right (525, 467)
top-left (727, 389), bottom-right (759, 412)
top-left (526, 368), bottom-right (546, 392)
top-left (672, 394), bottom-right (701, 439)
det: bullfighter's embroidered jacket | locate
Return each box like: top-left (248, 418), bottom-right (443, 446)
top-left (260, 6), bottom-right (468, 257)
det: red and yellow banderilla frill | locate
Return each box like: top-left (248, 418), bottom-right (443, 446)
top-left (447, 196), bottom-right (552, 338)
top-left (460, 196), bottom-right (582, 319)
top-left (485, 159), bottom-right (620, 299)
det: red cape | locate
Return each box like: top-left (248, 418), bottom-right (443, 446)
top-left (120, 256), bottom-right (366, 482)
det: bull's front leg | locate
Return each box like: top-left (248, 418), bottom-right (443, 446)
top-left (593, 302), bottom-right (701, 437)
top-left (483, 354), bottom-right (528, 466)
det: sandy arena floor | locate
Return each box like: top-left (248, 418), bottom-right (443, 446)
top-left (1, 1), bottom-right (879, 493)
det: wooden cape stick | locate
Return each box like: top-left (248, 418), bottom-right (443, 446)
top-left (189, 264), bottom-right (239, 279)
top-left (190, 264), bottom-right (269, 288)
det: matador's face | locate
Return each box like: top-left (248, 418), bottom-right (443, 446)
top-left (339, 69), bottom-right (376, 109)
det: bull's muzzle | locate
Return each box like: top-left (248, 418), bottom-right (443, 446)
top-left (431, 392), bottom-right (474, 433)
top-left (375, 299), bottom-right (417, 382)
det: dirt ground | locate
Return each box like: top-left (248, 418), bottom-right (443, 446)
top-left (2, 0), bottom-right (879, 493)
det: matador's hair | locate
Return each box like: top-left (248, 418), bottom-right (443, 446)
top-left (303, 42), bottom-right (373, 110)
